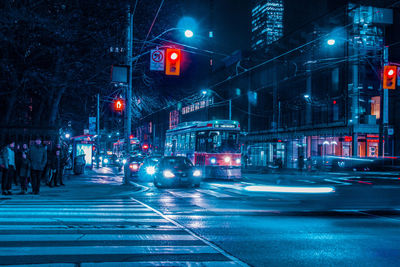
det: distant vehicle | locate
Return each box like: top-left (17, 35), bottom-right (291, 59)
top-left (138, 156), bottom-right (162, 181)
top-left (165, 120), bottom-right (241, 179)
top-left (153, 156), bottom-right (201, 188)
top-left (113, 137), bottom-right (141, 158)
top-left (123, 156), bottom-right (145, 182)
top-left (312, 155), bottom-right (400, 172)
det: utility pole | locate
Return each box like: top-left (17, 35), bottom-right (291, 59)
top-left (96, 93), bottom-right (100, 168)
top-left (125, 5), bottom-right (133, 155)
top-left (229, 99), bottom-right (232, 120)
top-left (379, 46), bottom-right (389, 157)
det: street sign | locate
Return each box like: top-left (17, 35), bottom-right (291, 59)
top-left (111, 65), bottom-right (129, 83)
top-left (150, 49), bottom-right (165, 71)
top-left (89, 117), bottom-right (96, 135)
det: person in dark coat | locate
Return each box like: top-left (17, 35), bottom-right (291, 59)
top-left (47, 149), bottom-right (60, 187)
top-left (18, 152), bottom-right (30, 194)
top-left (0, 142), bottom-right (10, 195)
top-left (29, 137), bottom-right (47, 195)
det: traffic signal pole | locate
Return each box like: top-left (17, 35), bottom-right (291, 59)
top-left (125, 6), bottom-right (133, 155)
top-left (379, 46), bottom-right (389, 157)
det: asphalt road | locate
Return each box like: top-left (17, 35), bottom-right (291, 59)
top-left (0, 167), bottom-right (399, 266)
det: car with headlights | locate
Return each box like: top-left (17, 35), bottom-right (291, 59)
top-left (153, 156), bottom-right (201, 188)
top-left (123, 156), bottom-right (144, 180)
top-left (138, 156), bottom-right (162, 181)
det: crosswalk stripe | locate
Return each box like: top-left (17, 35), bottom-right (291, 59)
top-left (196, 189), bottom-right (235, 198)
top-left (0, 245), bottom-right (218, 256)
top-left (0, 198), bottom-right (239, 266)
top-left (0, 234), bottom-right (198, 241)
top-left (81, 261), bottom-right (238, 266)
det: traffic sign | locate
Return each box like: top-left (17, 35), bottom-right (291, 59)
top-left (150, 49), bottom-right (165, 71)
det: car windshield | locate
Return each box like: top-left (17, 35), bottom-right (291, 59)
top-left (196, 130), bottom-right (240, 153)
top-left (162, 157), bottom-right (193, 169)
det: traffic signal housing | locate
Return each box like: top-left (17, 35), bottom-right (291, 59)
top-left (383, 65), bottom-right (397, 89)
top-left (114, 99), bottom-right (124, 112)
top-left (165, 48), bottom-right (181, 76)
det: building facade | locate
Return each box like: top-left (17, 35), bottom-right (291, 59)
top-left (251, 0), bottom-right (284, 50)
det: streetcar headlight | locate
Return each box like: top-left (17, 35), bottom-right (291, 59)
top-left (163, 170), bottom-right (175, 178)
top-left (210, 157), bottom-right (217, 164)
top-left (193, 170), bottom-right (202, 177)
top-left (146, 166), bottom-right (156, 175)
top-left (122, 159), bottom-right (127, 164)
top-left (103, 158), bottom-right (109, 164)
top-left (224, 156), bottom-right (231, 163)
top-left (235, 158), bottom-right (241, 164)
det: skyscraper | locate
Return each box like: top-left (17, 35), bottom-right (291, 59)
top-left (251, 0), bottom-right (284, 50)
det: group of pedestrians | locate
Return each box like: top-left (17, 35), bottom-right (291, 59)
top-left (0, 136), bottom-right (67, 196)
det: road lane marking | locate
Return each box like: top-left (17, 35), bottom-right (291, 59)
top-left (132, 198), bottom-right (249, 267)
top-left (195, 189), bottom-right (235, 198)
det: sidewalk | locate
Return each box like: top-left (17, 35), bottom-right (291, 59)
top-left (1, 168), bottom-right (137, 200)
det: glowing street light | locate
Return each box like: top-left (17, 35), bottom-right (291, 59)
top-left (184, 29), bottom-right (194, 38)
top-left (327, 39), bottom-right (336, 46)
top-left (65, 133), bottom-right (71, 139)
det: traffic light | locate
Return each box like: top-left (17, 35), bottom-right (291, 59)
top-left (114, 99), bottom-right (124, 112)
top-left (383, 65), bottom-right (397, 89)
top-left (165, 48), bottom-right (181, 76)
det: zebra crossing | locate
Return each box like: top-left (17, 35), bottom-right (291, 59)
top-left (0, 198), bottom-right (243, 266)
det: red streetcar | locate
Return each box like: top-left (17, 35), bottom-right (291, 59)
top-left (165, 120), bottom-right (241, 179)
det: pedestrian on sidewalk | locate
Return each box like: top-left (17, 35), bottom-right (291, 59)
top-left (0, 141), bottom-right (11, 195)
top-left (18, 152), bottom-right (30, 194)
top-left (57, 143), bottom-right (67, 186)
top-left (6, 140), bottom-right (16, 194)
top-left (29, 136), bottom-right (47, 195)
top-left (47, 148), bottom-right (59, 187)
top-left (21, 143), bottom-right (31, 187)
top-left (298, 155), bottom-right (304, 174)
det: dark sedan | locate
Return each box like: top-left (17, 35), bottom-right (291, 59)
top-left (123, 156), bottom-right (144, 181)
top-left (153, 156), bottom-right (201, 188)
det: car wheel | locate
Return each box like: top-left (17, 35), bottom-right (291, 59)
top-left (153, 178), bottom-right (162, 188)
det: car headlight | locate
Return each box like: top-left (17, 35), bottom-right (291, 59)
top-left (129, 163), bottom-right (138, 170)
top-left (146, 166), bottom-right (156, 175)
top-left (122, 159), bottom-right (127, 164)
top-left (193, 170), bottom-right (201, 177)
top-left (224, 156), bottom-right (231, 163)
top-left (116, 159), bottom-right (120, 162)
top-left (103, 158), bottom-right (109, 164)
top-left (210, 157), bottom-right (217, 164)
top-left (235, 158), bottom-right (241, 164)
top-left (163, 170), bottom-right (175, 178)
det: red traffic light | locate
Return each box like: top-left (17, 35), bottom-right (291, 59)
top-left (114, 99), bottom-right (124, 111)
top-left (142, 144), bottom-right (149, 149)
top-left (383, 65), bottom-right (397, 90)
top-left (170, 52), bottom-right (179, 61)
top-left (165, 48), bottom-right (181, 76)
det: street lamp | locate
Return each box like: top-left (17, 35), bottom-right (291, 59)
top-left (201, 89), bottom-right (208, 96)
top-left (327, 39), bottom-right (336, 46)
top-left (184, 29), bottom-right (194, 38)
top-left (65, 133), bottom-right (71, 139)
